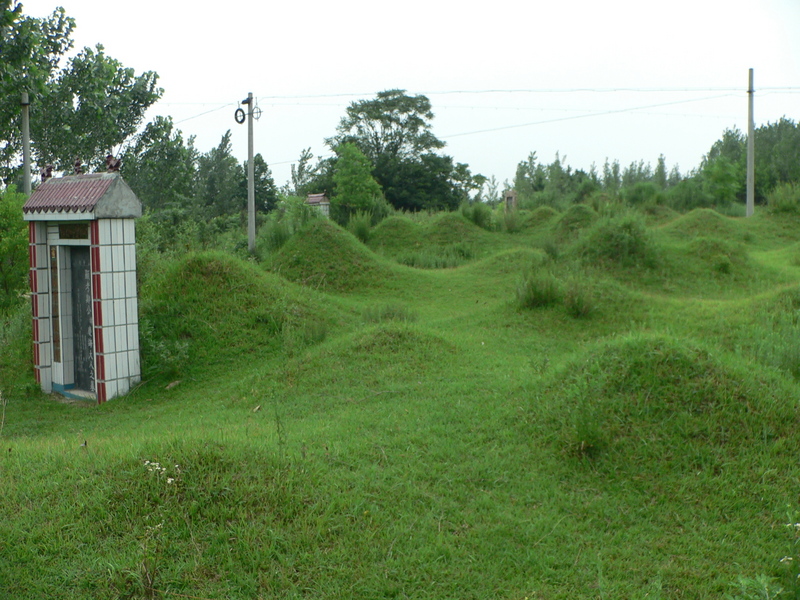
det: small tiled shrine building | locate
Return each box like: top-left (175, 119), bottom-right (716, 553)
top-left (22, 172), bottom-right (142, 403)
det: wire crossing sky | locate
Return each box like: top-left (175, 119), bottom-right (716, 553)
top-left (18, 0), bottom-right (800, 187)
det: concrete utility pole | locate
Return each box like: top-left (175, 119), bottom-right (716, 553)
top-left (243, 92), bottom-right (256, 252)
top-left (746, 68), bottom-right (755, 217)
top-left (21, 92), bottom-right (31, 195)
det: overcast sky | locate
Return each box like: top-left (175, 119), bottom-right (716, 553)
top-left (18, 0), bottom-right (800, 190)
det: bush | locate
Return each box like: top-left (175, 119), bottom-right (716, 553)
top-left (347, 210), bottom-right (372, 243)
top-left (256, 196), bottom-right (319, 257)
top-left (664, 177), bottom-right (714, 212)
top-left (396, 243), bottom-right (476, 269)
top-left (577, 212), bottom-right (657, 268)
top-left (517, 270), bottom-right (562, 309)
top-left (460, 201), bottom-right (494, 231)
top-left (767, 182), bottom-right (800, 214)
top-left (555, 204), bottom-right (597, 240)
top-left (564, 276), bottom-right (595, 318)
top-left (501, 209), bottom-right (521, 233)
top-left (621, 181), bottom-right (662, 207)
top-left (0, 186), bottom-right (30, 314)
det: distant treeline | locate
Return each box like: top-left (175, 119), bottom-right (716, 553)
top-left (509, 118), bottom-right (800, 213)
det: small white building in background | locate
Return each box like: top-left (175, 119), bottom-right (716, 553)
top-left (22, 172), bottom-right (142, 403)
top-left (305, 193), bottom-right (330, 217)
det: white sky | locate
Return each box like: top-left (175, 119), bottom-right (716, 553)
top-left (18, 0), bottom-right (800, 189)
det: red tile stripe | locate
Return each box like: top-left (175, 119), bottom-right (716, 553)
top-left (93, 301), bottom-right (103, 327)
top-left (91, 246), bottom-right (100, 274)
top-left (97, 382), bottom-right (107, 404)
top-left (96, 354), bottom-right (105, 383)
top-left (94, 327), bottom-right (104, 354)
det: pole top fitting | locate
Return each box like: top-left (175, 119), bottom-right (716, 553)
top-left (21, 91), bottom-right (30, 105)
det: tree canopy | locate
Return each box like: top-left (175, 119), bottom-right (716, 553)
top-left (328, 89), bottom-right (445, 162)
top-left (324, 89), bottom-right (483, 212)
top-left (0, 1), bottom-right (161, 182)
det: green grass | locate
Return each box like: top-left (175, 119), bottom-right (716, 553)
top-left (3, 205), bottom-right (800, 599)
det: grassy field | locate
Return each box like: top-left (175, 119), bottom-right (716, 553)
top-left (2, 206), bottom-right (800, 599)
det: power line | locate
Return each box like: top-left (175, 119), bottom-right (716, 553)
top-left (173, 103), bottom-right (236, 124)
top-left (440, 94), bottom-right (738, 140)
top-left (252, 87), bottom-right (800, 101)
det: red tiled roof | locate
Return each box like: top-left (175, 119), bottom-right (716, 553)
top-left (306, 193), bottom-right (329, 205)
top-left (23, 173), bottom-right (115, 214)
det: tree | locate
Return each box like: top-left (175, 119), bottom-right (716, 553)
top-left (0, 1), bottom-right (74, 179)
top-left (328, 90), bottom-right (484, 212)
top-left (331, 142), bottom-right (384, 219)
top-left (32, 44), bottom-right (161, 171)
top-left (654, 155), bottom-right (667, 189)
top-left (0, 185), bottom-right (28, 313)
top-left (328, 89), bottom-right (444, 162)
top-left (0, 3), bottom-right (161, 181)
top-left (242, 153), bottom-right (279, 213)
top-left (195, 131), bottom-right (245, 218)
top-left (122, 116), bottom-right (197, 212)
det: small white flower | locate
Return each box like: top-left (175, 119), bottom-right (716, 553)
top-left (166, 477), bottom-right (175, 484)
top-left (781, 556), bottom-right (794, 563)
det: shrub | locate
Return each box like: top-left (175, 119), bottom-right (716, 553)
top-left (517, 270), bottom-right (562, 309)
top-left (555, 204), bottom-right (597, 240)
top-left (501, 209), bottom-right (521, 233)
top-left (767, 182), bottom-right (800, 214)
top-left (256, 196), bottom-right (319, 257)
top-left (396, 243), bottom-right (476, 269)
top-left (564, 276), bottom-right (595, 318)
top-left (460, 201), bottom-right (494, 231)
top-left (347, 210), bottom-right (372, 243)
top-left (577, 212), bottom-right (657, 268)
top-left (621, 181), bottom-right (662, 207)
top-left (0, 186), bottom-right (32, 314)
top-left (664, 177), bottom-right (714, 212)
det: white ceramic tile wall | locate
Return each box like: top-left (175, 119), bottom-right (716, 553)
top-left (113, 272), bottom-right (125, 299)
top-left (125, 271), bottom-right (136, 299)
top-left (39, 368), bottom-right (52, 392)
top-left (126, 299), bottom-right (137, 324)
top-left (63, 360), bottom-right (74, 386)
top-left (105, 355), bottom-right (117, 381)
top-left (115, 325), bottom-right (127, 353)
top-left (111, 219), bottom-right (123, 245)
top-left (103, 327), bottom-right (116, 354)
top-left (100, 273), bottom-right (112, 298)
top-left (100, 246), bottom-right (113, 272)
top-left (114, 299), bottom-right (126, 325)
top-left (101, 299), bottom-right (115, 328)
top-left (37, 321), bottom-right (50, 343)
top-left (127, 323), bottom-right (139, 351)
top-left (117, 355), bottom-right (129, 379)
top-left (35, 244), bottom-right (48, 267)
top-left (99, 220), bottom-right (111, 245)
top-left (112, 246), bottom-right (124, 273)
top-left (105, 379), bottom-right (118, 400)
top-left (52, 361), bottom-right (62, 383)
top-left (129, 350), bottom-right (140, 376)
top-left (122, 220), bottom-right (134, 245)
top-left (39, 339), bottom-right (51, 366)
